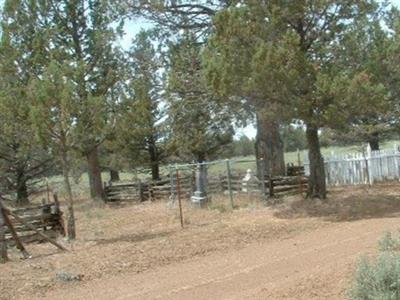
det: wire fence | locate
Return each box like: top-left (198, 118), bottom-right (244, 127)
top-left (104, 159), bottom-right (307, 208)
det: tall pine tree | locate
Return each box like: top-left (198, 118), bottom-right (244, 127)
top-left (0, 0), bottom-right (53, 205)
top-left (115, 30), bottom-right (166, 180)
top-left (48, 0), bottom-right (124, 200)
top-left (205, 0), bottom-right (384, 198)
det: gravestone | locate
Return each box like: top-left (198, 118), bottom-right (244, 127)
top-left (191, 163), bottom-right (208, 207)
top-left (242, 169), bottom-right (259, 193)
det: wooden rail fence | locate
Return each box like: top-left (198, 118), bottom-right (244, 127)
top-left (5, 201), bottom-right (65, 246)
top-left (104, 173), bottom-right (308, 203)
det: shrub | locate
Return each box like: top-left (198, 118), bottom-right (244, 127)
top-left (379, 231), bottom-right (400, 252)
top-left (349, 231), bottom-right (400, 300)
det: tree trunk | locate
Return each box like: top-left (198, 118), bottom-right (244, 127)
top-left (109, 169), bottom-right (120, 182)
top-left (368, 132), bottom-right (380, 151)
top-left (86, 147), bottom-right (105, 201)
top-left (15, 173), bottom-right (29, 207)
top-left (148, 141), bottom-right (160, 181)
top-left (306, 124), bottom-right (327, 199)
top-left (197, 152), bottom-right (206, 163)
top-left (0, 204), bottom-right (7, 263)
top-left (255, 112), bottom-right (285, 178)
top-left (61, 149), bottom-right (76, 240)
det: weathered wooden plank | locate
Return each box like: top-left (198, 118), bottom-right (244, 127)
top-left (6, 230), bottom-right (58, 246)
top-left (0, 205), bottom-right (7, 263)
top-left (2, 208), bottom-right (31, 259)
top-left (274, 184), bottom-right (307, 193)
top-left (11, 203), bottom-right (55, 215)
top-left (6, 209), bottom-right (67, 251)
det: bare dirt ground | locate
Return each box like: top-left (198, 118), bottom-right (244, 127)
top-left (2, 183), bottom-right (400, 300)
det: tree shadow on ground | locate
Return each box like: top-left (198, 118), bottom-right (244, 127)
top-left (91, 230), bottom-right (173, 245)
top-left (273, 191), bottom-right (400, 222)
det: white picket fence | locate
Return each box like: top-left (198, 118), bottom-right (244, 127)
top-left (304, 148), bottom-right (400, 186)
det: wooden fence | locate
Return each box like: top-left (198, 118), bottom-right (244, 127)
top-left (105, 173), bottom-right (308, 203)
top-left (104, 175), bottom-right (194, 202)
top-left (304, 149), bottom-right (400, 186)
top-left (4, 201), bottom-right (65, 246)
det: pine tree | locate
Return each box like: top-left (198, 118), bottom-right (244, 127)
top-left (204, 0), bottom-right (385, 198)
top-left (167, 33), bottom-right (234, 162)
top-left (30, 61), bottom-right (78, 240)
top-left (48, 0), bottom-right (124, 200)
top-left (332, 5), bottom-right (393, 150)
top-left (0, 0), bottom-right (53, 205)
top-left (128, 0), bottom-right (282, 173)
top-left (114, 30), bottom-right (166, 180)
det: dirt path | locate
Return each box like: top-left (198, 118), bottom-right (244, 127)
top-left (35, 217), bottom-right (400, 300)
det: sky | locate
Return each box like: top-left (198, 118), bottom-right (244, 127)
top-left (121, 0), bottom-right (400, 139)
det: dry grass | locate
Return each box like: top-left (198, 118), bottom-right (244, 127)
top-left (1, 183), bottom-right (400, 299)
top-left (274, 182), bottom-right (400, 221)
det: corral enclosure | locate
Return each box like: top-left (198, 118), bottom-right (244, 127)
top-left (103, 159), bottom-right (307, 205)
top-left (4, 201), bottom-right (65, 245)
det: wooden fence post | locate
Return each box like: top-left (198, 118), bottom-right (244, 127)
top-left (46, 178), bottom-right (50, 204)
top-left (138, 179), bottom-right (144, 202)
top-left (297, 150), bottom-right (304, 197)
top-left (2, 208), bottom-right (31, 259)
top-left (169, 166), bottom-right (175, 201)
top-left (362, 147), bottom-right (371, 187)
top-left (218, 173), bottom-right (224, 193)
top-left (269, 176), bottom-right (274, 198)
top-left (53, 193), bottom-right (66, 236)
top-left (175, 168), bottom-right (184, 229)
top-left (226, 160), bottom-right (234, 209)
top-left (260, 159), bottom-right (267, 202)
top-left (0, 201), bottom-right (7, 263)
top-left (148, 182), bottom-right (153, 202)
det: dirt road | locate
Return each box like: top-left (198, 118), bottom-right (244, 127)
top-left (36, 217), bottom-right (400, 300)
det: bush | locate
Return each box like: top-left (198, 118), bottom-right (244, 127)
top-left (379, 231), bottom-right (400, 252)
top-left (349, 231), bottom-right (400, 300)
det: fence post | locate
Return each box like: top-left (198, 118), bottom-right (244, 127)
top-left (53, 192), bottom-right (66, 236)
top-left (46, 178), bottom-right (50, 204)
top-left (0, 201), bottom-right (7, 263)
top-left (1, 207), bottom-right (30, 259)
top-left (269, 176), bottom-right (274, 198)
top-left (148, 182), bottom-right (153, 202)
top-left (226, 160), bottom-right (234, 209)
top-left (363, 147), bottom-right (371, 187)
top-left (138, 179), bottom-right (144, 202)
top-left (297, 149), bottom-right (304, 196)
top-left (175, 168), bottom-right (184, 229)
top-left (367, 144), bottom-right (374, 185)
top-left (219, 173), bottom-right (224, 193)
top-left (260, 159), bottom-right (267, 202)
top-left (395, 144), bottom-right (400, 180)
top-left (169, 165), bottom-right (175, 201)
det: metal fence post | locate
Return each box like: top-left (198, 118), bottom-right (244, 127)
top-left (175, 167), bottom-right (184, 228)
top-left (226, 159), bottom-right (234, 209)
